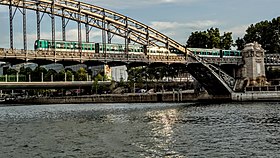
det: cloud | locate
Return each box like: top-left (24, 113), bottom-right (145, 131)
top-left (82, 0), bottom-right (196, 9)
top-left (0, 6), bottom-right (7, 13)
top-left (149, 20), bottom-right (220, 44)
top-left (149, 20), bottom-right (251, 44)
top-left (223, 25), bottom-right (249, 39)
top-left (150, 20), bottom-right (219, 31)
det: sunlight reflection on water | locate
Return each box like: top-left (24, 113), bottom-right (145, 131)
top-left (0, 102), bottom-right (280, 157)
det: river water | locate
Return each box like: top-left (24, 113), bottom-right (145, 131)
top-left (0, 102), bottom-right (280, 157)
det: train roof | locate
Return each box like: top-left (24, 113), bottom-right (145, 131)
top-left (188, 48), bottom-right (240, 52)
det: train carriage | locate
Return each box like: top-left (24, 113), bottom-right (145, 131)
top-left (34, 39), bottom-right (186, 58)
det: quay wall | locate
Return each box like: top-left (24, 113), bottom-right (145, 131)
top-left (7, 92), bottom-right (231, 104)
top-left (6, 91), bottom-right (280, 104)
top-left (232, 91), bottom-right (280, 101)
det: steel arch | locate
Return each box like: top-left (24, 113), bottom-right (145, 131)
top-left (0, 0), bottom-right (187, 53)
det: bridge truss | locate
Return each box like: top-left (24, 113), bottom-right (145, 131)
top-left (0, 0), bottom-right (186, 53)
top-left (0, 0), bottom-right (239, 95)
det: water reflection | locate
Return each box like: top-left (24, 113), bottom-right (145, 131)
top-left (1, 103), bottom-right (280, 157)
top-left (134, 108), bottom-right (182, 157)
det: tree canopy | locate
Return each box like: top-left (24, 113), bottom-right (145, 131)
top-left (235, 17), bottom-right (280, 53)
top-left (186, 27), bottom-right (233, 49)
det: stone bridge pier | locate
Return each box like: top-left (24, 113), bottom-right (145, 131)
top-left (234, 42), bottom-right (267, 91)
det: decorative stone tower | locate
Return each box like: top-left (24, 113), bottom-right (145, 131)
top-left (242, 42), bottom-right (266, 86)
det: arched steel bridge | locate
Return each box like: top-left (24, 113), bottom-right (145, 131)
top-left (0, 0), bottom-right (186, 53)
top-left (0, 0), bottom-right (240, 96)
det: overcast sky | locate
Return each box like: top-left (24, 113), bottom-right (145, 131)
top-left (0, 0), bottom-right (279, 49)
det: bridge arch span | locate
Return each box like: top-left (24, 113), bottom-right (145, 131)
top-left (0, 0), bottom-right (186, 53)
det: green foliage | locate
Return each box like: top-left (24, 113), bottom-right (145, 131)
top-left (5, 68), bottom-right (18, 75)
top-left (221, 32), bottom-right (233, 50)
top-left (235, 37), bottom-right (246, 50)
top-left (186, 27), bottom-right (233, 49)
top-left (66, 70), bottom-right (73, 81)
top-left (44, 69), bottom-right (57, 81)
top-left (31, 66), bottom-right (47, 81)
top-left (19, 67), bottom-right (32, 76)
top-left (75, 68), bottom-right (88, 81)
top-left (95, 74), bottom-right (104, 81)
top-left (236, 17), bottom-right (280, 53)
top-left (186, 31), bottom-right (209, 48)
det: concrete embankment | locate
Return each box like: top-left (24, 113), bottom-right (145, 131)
top-left (5, 91), bottom-right (231, 104)
top-left (5, 91), bottom-right (280, 104)
top-left (232, 91), bottom-right (280, 101)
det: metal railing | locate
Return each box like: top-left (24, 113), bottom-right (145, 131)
top-left (245, 86), bottom-right (280, 92)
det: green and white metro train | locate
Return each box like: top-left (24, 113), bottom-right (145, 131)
top-left (34, 39), bottom-right (180, 56)
top-left (35, 39), bottom-right (241, 58)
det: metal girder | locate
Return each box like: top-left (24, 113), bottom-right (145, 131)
top-left (9, 4), bottom-right (13, 49)
top-left (23, 0), bottom-right (26, 51)
top-left (8, 0), bottom-right (27, 50)
top-left (0, 0), bottom-right (187, 53)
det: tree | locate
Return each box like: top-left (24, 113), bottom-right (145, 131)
top-left (5, 68), bottom-right (18, 75)
top-left (44, 69), bottom-right (57, 81)
top-left (186, 27), bottom-right (233, 49)
top-left (235, 37), bottom-right (246, 50)
top-left (221, 32), bottom-right (233, 50)
top-left (66, 70), bottom-right (73, 81)
top-left (207, 28), bottom-right (220, 48)
top-left (19, 67), bottom-right (32, 76)
top-left (31, 66), bottom-right (47, 81)
top-left (235, 16), bottom-right (280, 53)
top-left (186, 31), bottom-right (209, 48)
top-left (75, 68), bottom-right (87, 81)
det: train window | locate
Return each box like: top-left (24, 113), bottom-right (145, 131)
top-left (223, 51), bottom-right (228, 56)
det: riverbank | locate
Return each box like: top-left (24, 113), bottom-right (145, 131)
top-left (2, 91), bottom-right (232, 104)
top-left (3, 90), bottom-right (280, 104)
top-left (232, 91), bottom-right (280, 101)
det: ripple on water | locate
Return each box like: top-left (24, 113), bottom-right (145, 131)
top-left (0, 102), bottom-right (280, 157)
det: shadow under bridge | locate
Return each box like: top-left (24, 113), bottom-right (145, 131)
top-left (187, 62), bottom-right (235, 96)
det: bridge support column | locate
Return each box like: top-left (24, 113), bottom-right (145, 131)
top-left (62, 11), bottom-right (66, 41)
top-left (107, 23), bottom-right (112, 44)
top-left (9, 4), bottom-right (13, 49)
top-left (23, 0), bottom-right (27, 51)
top-left (36, 5), bottom-right (40, 40)
top-left (78, 2), bottom-right (82, 61)
top-left (16, 73), bottom-right (19, 82)
top-left (85, 15), bottom-right (89, 43)
top-left (240, 42), bottom-right (266, 87)
top-left (41, 72), bottom-right (44, 82)
top-left (51, 0), bottom-right (56, 58)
